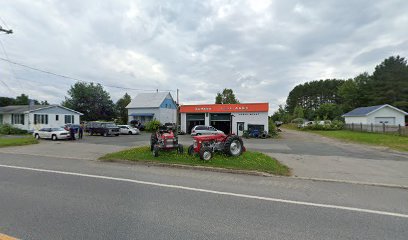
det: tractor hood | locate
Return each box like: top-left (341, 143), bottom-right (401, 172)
top-left (193, 133), bottom-right (226, 141)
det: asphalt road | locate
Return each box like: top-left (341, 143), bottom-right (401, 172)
top-left (0, 153), bottom-right (407, 239)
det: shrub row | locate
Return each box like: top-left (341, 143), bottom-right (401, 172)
top-left (0, 124), bottom-right (28, 135)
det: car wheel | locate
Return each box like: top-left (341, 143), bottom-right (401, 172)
top-left (52, 135), bottom-right (57, 141)
top-left (35, 134), bottom-right (40, 140)
top-left (153, 145), bottom-right (159, 157)
top-left (199, 147), bottom-right (212, 161)
top-left (188, 145), bottom-right (195, 155)
top-left (129, 131), bottom-right (132, 135)
top-left (90, 131), bottom-right (94, 136)
top-left (103, 132), bottom-right (108, 137)
top-left (196, 133), bottom-right (201, 136)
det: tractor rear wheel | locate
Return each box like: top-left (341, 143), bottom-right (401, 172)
top-left (150, 133), bottom-right (158, 151)
top-left (188, 145), bottom-right (194, 155)
top-left (224, 135), bottom-right (243, 157)
top-left (199, 147), bottom-right (212, 161)
top-left (153, 145), bottom-right (159, 157)
top-left (177, 144), bottom-right (184, 154)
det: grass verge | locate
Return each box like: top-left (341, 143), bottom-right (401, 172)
top-left (310, 130), bottom-right (408, 152)
top-left (100, 146), bottom-right (290, 176)
top-left (0, 136), bottom-right (39, 148)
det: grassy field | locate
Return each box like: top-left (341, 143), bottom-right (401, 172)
top-left (100, 146), bottom-right (290, 176)
top-left (0, 136), bottom-right (38, 148)
top-left (311, 130), bottom-right (408, 152)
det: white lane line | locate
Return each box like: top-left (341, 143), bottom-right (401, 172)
top-left (1, 164), bottom-right (407, 219)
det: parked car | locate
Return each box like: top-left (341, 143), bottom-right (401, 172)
top-left (190, 125), bottom-right (224, 136)
top-left (33, 127), bottom-right (70, 140)
top-left (298, 120), bottom-right (331, 128)
top-left (86, 121), bottom-right (120, 136)
top-left (117, 125), bottom-right (140, 135)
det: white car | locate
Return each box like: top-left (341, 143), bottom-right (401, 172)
top-left (117, 125), bottom-right (140, 135)
top-left (191, 125), bottom-right (224, 136)
top-left (33, 127), bottom-right (71, 140)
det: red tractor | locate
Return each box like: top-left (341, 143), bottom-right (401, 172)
top-left (188, 133), bottom-right (245, 161)
top-left (150, 127), bottom-right (183, 157)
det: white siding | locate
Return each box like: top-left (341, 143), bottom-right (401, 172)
top-left (344, 116), bottom-right (368, 124)
top-left (158, 108), bottom-right (177, 124)
top-left (367, 107), bottom-right (405, 126)
top-left (232, 112), bottom-right (269, 134)
top-left (127, 108), bottom-right (160, 123)
top-left (180, 113), bottom-right (187, 132)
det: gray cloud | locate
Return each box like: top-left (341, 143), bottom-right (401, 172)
top-left (0, 0), bottom-right (407, 112)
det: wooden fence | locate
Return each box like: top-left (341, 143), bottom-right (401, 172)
top-left (344, 123), bottom-right (408, 136)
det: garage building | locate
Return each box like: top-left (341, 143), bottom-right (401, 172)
top-left (180, 103), bottom-right (269, 136)
top-left (342, 104), bottom-right (407, 126)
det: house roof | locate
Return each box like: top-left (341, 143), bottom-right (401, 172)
top-left (342, 104), bottom-right (408, 117)
top-left (0, 105), bottom-right (83, 115)
top-left (126, 92), bottom-right (173, 108)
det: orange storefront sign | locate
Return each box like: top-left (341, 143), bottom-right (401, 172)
top-left (179, 103), bottom-right (269, 113)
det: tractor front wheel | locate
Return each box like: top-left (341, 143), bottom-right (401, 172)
top-left (150, 133), bottom-right (158, 151)
top-left (153, 145), bottom-right (159, 157)
top-left (199, 147), bottom-right (212, 161)
top-left (177, 144), bottom-right (184, 154)
top-left (188, 145), bottom-right (194, 155)
top-left (224, 135), bottom-right (244, 157)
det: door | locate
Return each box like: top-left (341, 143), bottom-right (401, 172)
top-left (237, 122), bottom-right (244, 136)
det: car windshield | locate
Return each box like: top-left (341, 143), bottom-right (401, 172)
top-left (51, 128), bottom-right (65, 131)
top-left (104, 123), bottom-right (117, 128)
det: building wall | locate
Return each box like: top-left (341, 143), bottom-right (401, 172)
top-left (367, 107), bottom-right (405, 126)
top-left (1, 106), bottom-right (81, 131)
top-left (128, 107), bottom-right (176, 124)
top-left (180, 111), bottom-right (269, 134)
top-left (344, 116), bottom-right (368, 124)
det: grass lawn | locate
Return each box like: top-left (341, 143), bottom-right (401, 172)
top-left (100, 146), bottom-right (290, 176)
top-left (0, 136), bottom-right (39, 147)
top-left (311, 130), bottom-right (408, 152)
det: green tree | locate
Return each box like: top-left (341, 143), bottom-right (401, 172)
top-left (368, 55), bottom-right (408, 111)
top-left (215, 88), bottom-right (240, 104)
top-left (62, 82), bottom-right (116, 121)
top-left (271, 105), bottom-right (290, 123)
top-left (116, 93), bottom-right (132, 124)
top-left (293, 105), bottom-right (304, 119)
top-left (315, 103), bottom-right (342, 120)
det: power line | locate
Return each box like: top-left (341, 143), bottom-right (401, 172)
top-left (0, 39), bottom-right (23, 90)
top-left (0, 57), bottom-right (175, 93)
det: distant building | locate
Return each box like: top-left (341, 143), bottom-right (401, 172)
top-left (126, 92), bottom-right (177, 124)
top-left (0, 105), bottom-right (83, 131)
top-left (342, 104), bottom-right (407, 126)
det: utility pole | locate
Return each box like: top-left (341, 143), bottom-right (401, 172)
top-left (0, 25), bottom-right (13, 34)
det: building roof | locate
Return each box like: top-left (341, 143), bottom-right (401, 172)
top-left (342, 104), bottom-right (408, 117)
top-left (0, 105), bottom-right (83, 115)
top-left (126, 92), bottom-right (173, 109)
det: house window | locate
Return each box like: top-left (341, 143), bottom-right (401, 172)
top-left (12, 114), bottom-right (25, 125)
top-left (65, 115), bottom-right (74, 124)
top-left (56, 115), bottom-right (59, 121)
top-left (34, 114), bottom-right (48, 124)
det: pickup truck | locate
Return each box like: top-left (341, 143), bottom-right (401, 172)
top-left (85, 122), bottom-right (120, 137)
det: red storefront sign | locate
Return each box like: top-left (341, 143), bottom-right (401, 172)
top-left (179, 103), bottom-right (269, 113)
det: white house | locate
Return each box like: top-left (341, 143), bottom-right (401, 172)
top-left (126, 92), bottom-right (177, 124)
top-left (342, 104), bottom-right (407, 126)
top-left (0, 105), bottom-right (83, 131)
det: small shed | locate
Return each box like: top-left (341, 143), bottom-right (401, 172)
top-left (342, 104), bottom-right (407, 126)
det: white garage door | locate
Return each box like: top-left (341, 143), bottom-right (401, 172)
top-left (374, 117), bottom-right (395, 125)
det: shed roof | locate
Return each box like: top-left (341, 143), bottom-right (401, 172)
top-left (126, 92), bottom-right (173, 108)
top-left (342, 104), bottom-right (408, 117)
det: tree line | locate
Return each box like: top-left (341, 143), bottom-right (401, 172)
top-left (272, 55), bottom-right (408, 122)
top-left (0, 94), bottom-right (49, 106)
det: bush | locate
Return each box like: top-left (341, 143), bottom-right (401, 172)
top-left (268, 118), bottom-right (278, 137)
top-left (0, 124), bottom-right (28, 135)
top-left (303, 120), bottom-right (344, 131)
top-left (144, 120), bottom-right (161, 131)
top-left (291, 118), bottom-right (305, 124)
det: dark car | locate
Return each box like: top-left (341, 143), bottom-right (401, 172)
top-left (86, 122), bottom-right (120, 137)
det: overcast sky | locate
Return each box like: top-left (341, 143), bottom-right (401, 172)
top-left (1, 0), bottom-right (407, 112)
